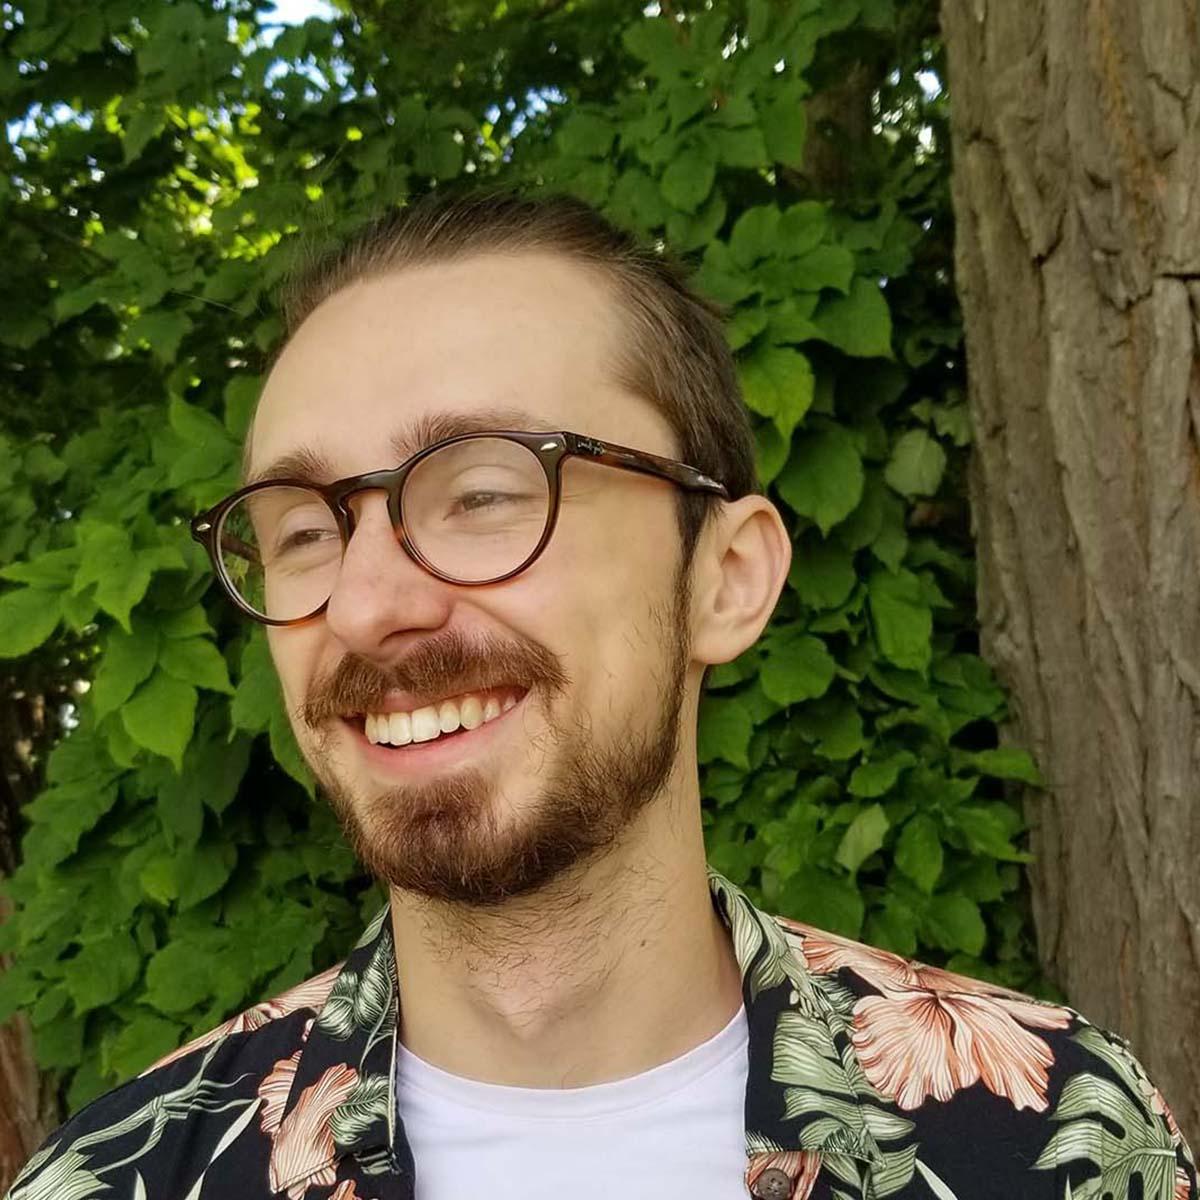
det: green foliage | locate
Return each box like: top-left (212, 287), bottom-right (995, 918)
top-left (0, 0), bottom-right (1047, 1109)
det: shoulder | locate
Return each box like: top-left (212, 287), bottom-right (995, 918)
top-left (769, 913), bottom-right (1197, 1199)
top-left (6, 963), bottom-right (342, 1200)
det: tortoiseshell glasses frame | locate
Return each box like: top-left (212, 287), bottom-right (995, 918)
top-left (190, 429), bottom-right (730, 626)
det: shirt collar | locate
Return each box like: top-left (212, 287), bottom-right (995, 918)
top-left (282, 871), bottom-right (881, 1194)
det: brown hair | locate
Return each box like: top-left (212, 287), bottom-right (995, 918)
top-left (277, 188), bottom-right (757, 559)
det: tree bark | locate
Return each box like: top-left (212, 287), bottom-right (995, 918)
top-left (0, 898), bottom-right (48, 1192)
top-left (942, 0), bottom-right (1200, 1139)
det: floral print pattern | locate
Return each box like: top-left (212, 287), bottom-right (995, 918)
top-left (6, 872), bottom-right (1195, 1200)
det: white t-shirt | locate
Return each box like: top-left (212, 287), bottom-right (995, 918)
top-left (395, 1005), bottom-right (750, 1199)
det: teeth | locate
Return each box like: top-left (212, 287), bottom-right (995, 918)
top-left (460, 696), bottom-right (483, 730)
top-left (362, 690), bottom-right (518, 746)
top-left (411, 706), bottom-right (440, 743)
top-left (389, 712), bottom-right (412, 746)
top-left (438, 700), bottom-right (461, 734)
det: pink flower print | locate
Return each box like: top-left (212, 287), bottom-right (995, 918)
top-left (781, 919), bottom-right (1073, 1112)
top-left (267, 1063), bottom-right (359, 1199)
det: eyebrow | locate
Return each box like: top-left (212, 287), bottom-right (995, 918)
top-left (243, 405), bottom-right (548, 487)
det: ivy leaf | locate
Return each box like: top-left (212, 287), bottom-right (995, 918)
top-left (159, 636), bottom-right (234, 694)
top-left (270, 709), bottom-right (315, 798)
top-left (122, 670), bottom-right (198, 769)
top-left (0, 587), bottom-right (61, 658)
top-left (127, 311), bottom-right (192, 363)
top-left (789, 538), bottom-right (856, 610)
top-left (761, 630), bottom-right (836, 705)
top-left (924, 893), bottom-right (986, 955)
top-left (963, 747), bottom-right (1043, 786)
top-left (848, 750), bottom-right (918, 797)
top-left (697, 695), bottom-right (755, 768)
top-left (868, 568), bottom-right (933, 674)
top-left (62, 933), bottom-right (141, 1015)
top-left (661, 145), bottom-right (716, 213)
top-left (835, 803), bottom-right (889, 873)
top-left (730, 206), bottom-right (780, 267)
top-left (753, 422), bottom-right (789, 487)
top-left (776, 427), bottom-right (864, 534)
top-left (793, 244), bottom-right (855, 294)
top-left (739, 344), bottom-right (814, 439)
top-left (556, 111), bottom-right (615, 158)
top-left (885, 429), bottom-right (947, 497)
top-left (762, 79), bottom-right (808, 166)
top-left (781, 869), bottom-right (864, 938)
top-left (895, 814), bottom-right (944, 892)
top-left (814, 278), bottom-right (893, 358)
top-left (92, 620), bottom-right (160, 719)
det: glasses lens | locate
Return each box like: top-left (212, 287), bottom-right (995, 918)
top-left (218, 486), bottom-right (342, 621)
top-left (404, 437), bottom-right (551, 582)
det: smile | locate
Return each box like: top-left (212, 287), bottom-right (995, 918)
top-left (355, 686), bottom-right (527, 748)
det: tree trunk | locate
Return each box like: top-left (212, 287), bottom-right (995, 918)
top-left (942, 0), bottom-right (1200, 1139)
top-left (0, 898), bottom-right (48, 1192)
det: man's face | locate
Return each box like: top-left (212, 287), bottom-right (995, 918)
top-left (250, 251), bottom-right (702, 905)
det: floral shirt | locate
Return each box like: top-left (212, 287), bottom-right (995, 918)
top-left (7, 872), bottom-right (1196, 1200)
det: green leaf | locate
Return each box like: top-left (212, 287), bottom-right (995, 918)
top-left (762, 80), bottom-right (808, 166)
top-left (776, 427), bottom-right (865, 534)
top-left (965, 747), bottom-right (1042, 786)
top-left (159, 636), bottom-right (234, 694)
top-left (924, 893), bottom-right (986, 955)
top-left (270, 709), bottom-right (314, 797)
top-left (730, 206), bottom-right (781, 268)
top-left (754, 422), bottom-right (789, 486)
top-left (178, 841), bottom-right (238, 909)
top-left (92, 621), bottom-right (161, 719)
top-left (792, 244), bottom-right (855, 294)
top-left (781, 869), bottom-right (864, 938)
top-left (623, 18), bottom-right (690, 76)
top-left (868, 569), bottom-right (933, 674)
top-left (0, 587), bottom-right (61, 657)
top-left (62, 933), bottom-right (141, 1015)
top-left (0, 547), bottom-right (78, 588)
top-left (557, 111), bottom-right (615, 158)
top-left (895, 814), bottom-right (943, 892)
top-left (885, 429), bottom-right (947, 497)
top-left (697, 695), bottom-right (755, 768)
top-left (144, 940), bottom-right (217, 1013)
top-left (790, 538), bottom-right (856, 609)
top-left (661, 145), bottom-right (716, 213)
top-left (107, 1012), bottom-right (184, 1078)
top-left (127, 311), bottom-right (192, 363)
top-left (122, 107), bottom-right (165, 163)
top-left (814, 278), bottom-right (893, 358)
top-left (761, 631), bottom-right (836, 705)
top-left (835, 803), bottom-right (889, 873)
top-left (740, 344), bottom-right (814, 439)
top-left (951, 805), bottom-right (1032, 863)
top-left (122, 671), bottom-right (198, 769)
top-left (848, 750), bottom-right (917, 797)
top-left (794, 694), bottom-right (863, 760)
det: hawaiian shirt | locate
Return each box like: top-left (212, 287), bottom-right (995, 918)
top-left (6, 871), bottom-right (1197, 1200)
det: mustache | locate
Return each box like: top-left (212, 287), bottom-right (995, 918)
top-left (298, 629), bottom-right (569, 727)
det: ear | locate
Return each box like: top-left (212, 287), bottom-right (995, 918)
top-left (690, 495), bottom-right (791, 666)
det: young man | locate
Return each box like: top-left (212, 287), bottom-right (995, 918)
top-left (9, 192), bottom-right (1195, 1200)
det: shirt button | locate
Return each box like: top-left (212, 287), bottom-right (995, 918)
top-left (751, 1167), bottom-right (793, 1199)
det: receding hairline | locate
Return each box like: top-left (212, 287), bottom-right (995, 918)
top-left (243, 245), bottom-right (678, 485)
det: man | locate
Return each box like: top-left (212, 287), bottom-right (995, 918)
top-left (8, 191), bottom-right (1195, 1200)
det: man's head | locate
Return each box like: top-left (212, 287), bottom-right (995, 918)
top-left (243, 190), bottom-right (790, 906)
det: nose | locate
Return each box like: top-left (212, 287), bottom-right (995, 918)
top-left (323, 491), bottom-right (453, 657)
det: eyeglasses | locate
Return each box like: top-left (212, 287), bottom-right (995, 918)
top-left (190, 429), bottom-right (729, 626)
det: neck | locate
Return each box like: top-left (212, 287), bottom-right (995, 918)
top-left (388, 784), bottom-right (743, 1088)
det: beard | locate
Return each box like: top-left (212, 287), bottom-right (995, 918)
top-left (296, 585), bottom-right (690, 907)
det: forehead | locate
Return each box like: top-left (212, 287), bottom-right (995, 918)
top-left (249, 250), bottom-right (670, 482)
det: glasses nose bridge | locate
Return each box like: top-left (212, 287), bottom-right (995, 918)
top-left (335, 465), bottom-right (408, 535)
